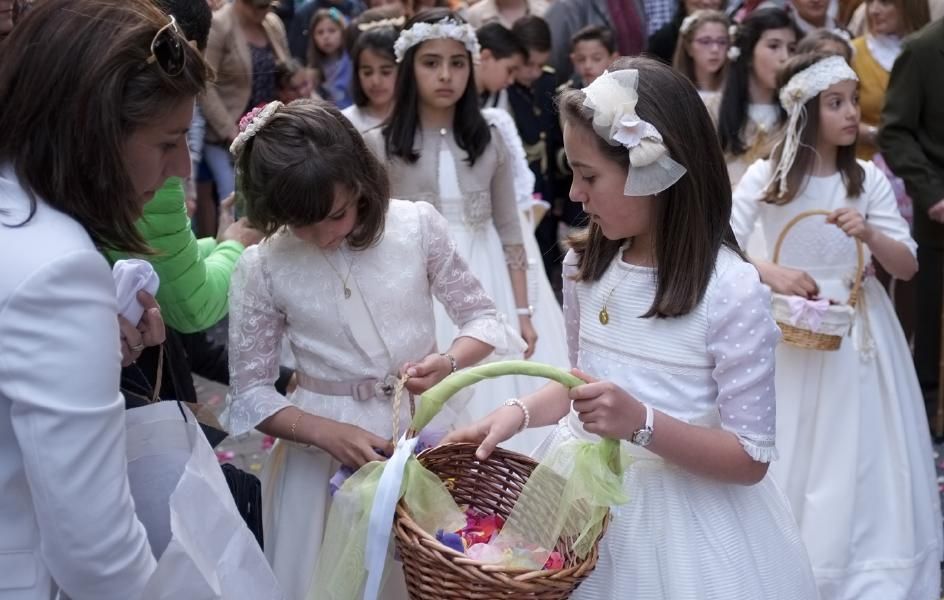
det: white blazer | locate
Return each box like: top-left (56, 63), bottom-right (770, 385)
top-left (0, 166), bottom-right (156, 599)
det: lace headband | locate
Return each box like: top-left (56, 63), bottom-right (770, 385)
top-left (230, 101), bottom-right (283, 157)
top-left (358, 16), bottom-right (405, 32)
top-left (766, 55), bottom-right (858, 198)
top-left (393, 17), bottom-right (481, 63)
top-left (581, 69), bottom-right (687, 196)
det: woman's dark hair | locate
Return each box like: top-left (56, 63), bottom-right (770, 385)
top-left (511, 15), bottom-right (552, 54)
top-left (717, 7), bottom-right (800, 156)
top-left (795, 28), bottom-right (852, 62)
top-left (477, 22), bottom-right (527, 60)
top-left (761, 52), bottom-right (864, 204)
top-left (307, 8), bottom-right (348, 69)
top-left (235, 99), bottom-right (390, 248)
top-left (383, 8), bottom-right (490, 165)
top-left (560, 56), bottom-right (742, 318)
top-left (155, 0), bottom-right (212, 50)
top-left (0, 0), bottom-right (209, 254)
top-left (349, 23), bottom-right (400, 107)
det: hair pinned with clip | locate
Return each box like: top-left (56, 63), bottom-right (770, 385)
top-left (580, 69), bottom-right (687, 196)
top-left (393, 16), bottom-right (481, 63)
top-left (327, 7), bottom-right (347, 25)
top-left (231, 101), bottom-right (283, 156)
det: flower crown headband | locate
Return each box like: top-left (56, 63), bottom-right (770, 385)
top-left (393, 17), bottom-right (481, 63)
top-left (581, 69), bottom-right (687, 196)
top-left (230, 101), bottom-right (283, 157)
top-left (765, 55), bottom-right (858, 198)
top-left (358, 16), bottom-right (405, 32)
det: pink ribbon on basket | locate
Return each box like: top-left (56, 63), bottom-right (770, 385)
top-left (785, 296), bottom-right (830, 330)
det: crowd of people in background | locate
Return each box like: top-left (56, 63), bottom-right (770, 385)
top-left (2, 0), bottom-right (944, 598)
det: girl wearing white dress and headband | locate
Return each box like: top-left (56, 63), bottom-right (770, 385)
top-left (732, 52), bottom-right (942, 599)
top-left (222, 99), bottom-right (521, 599)
top-left (363, 9), bottom-right (560, 454)
top-left (446, 56), bottom-right (819, 599)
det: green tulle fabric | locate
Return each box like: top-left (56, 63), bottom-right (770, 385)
top-left (312, 361), bottom-right (631, 598)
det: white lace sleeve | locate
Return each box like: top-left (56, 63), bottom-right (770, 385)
top-left (707, 258), bottom-right (780, 463)
top-left (562, 250), bottom-right (581, 368)
top-left (731, 160), bottom-right (770, 251)
top-left (222, 245), bottom-right (292, 436)
top-left (861, 160), bottom-right (917, 256)
top-left (418, 201), bottom-right (525, 355)
top-left (483, 107), bottom-right (536, 213)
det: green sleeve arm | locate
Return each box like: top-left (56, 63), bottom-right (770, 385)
top-left (109, 177), bottom-right (244, 333)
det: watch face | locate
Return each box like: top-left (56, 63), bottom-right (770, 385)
top-left (632, 428), bottom-right (652, 447)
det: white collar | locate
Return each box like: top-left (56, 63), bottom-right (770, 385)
top-left (865, 33), bottom-right (902, 72)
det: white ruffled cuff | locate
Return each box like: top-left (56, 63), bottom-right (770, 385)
top-left (738, 435), bottom-right (779, 463)
top-left (455, 312), bottom-right (527, 357)
top-left (221, 385), bottom-right (292, 437)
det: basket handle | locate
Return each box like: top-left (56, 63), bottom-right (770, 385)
top-left (411, 361), bottom-right (585, 435)
top-left (770, 209), bottom-right (865, 308)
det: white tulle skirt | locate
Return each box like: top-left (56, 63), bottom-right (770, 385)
top-left (433, 218), bottom-right (569, 455)
top-left (534, 415), bottom-right (820, 600)
top-left (770, 277), bottom-right (943, 599)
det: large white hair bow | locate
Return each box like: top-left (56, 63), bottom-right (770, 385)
top-left (581, 70), bottom-right (687, 196)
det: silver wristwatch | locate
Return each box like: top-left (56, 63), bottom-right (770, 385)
top-left (630, 403), bottom-right (654, 447)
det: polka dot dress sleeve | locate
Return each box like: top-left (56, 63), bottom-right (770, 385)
top-left (562, 249), bottom-right (580, 368)
top-left (707, 259), bottom-right (781, 463)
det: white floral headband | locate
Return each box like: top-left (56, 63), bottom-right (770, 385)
top-left (230, 101), bottom-right (283, 157)
top-left (766, 55), bottom-right (858, 197)
top-left (393, 17), bottom-right (481, 64)
top-left (581, 69), bottom-right (687, 196)
top-left (358, 16), bottom-right (405, 32)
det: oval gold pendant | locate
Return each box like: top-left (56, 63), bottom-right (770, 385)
top-left (599, 307), bottom-right (609, 325)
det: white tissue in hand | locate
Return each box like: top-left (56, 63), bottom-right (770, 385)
top-left (113, 259), bottom-right (160, 324)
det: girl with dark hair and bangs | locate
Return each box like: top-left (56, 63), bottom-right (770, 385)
top-left (733, 53), bottom-right (942, 598)
top-left (364, 9), bottom-right (553, 454)
top-left (445, 56), bottom-right (819, 598)
top-left (224, 99), bottom-right (518, 599)
top-left (341, 14), bottom-right (403, 132)
top-left (717, 7), bottom-right (800, 186)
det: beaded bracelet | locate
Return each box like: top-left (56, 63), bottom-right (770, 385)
top-left (440, 352), bottom-right (458, 373)
top-left (504, 398), bottom-right (530, 432)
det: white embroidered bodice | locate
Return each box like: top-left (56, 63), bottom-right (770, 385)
top-left (562, 247), bottom-right (780, 462)
top-left (223, 200), bottom-right (518, 437)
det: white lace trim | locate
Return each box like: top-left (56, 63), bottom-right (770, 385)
top-left (738, 435), bottom-right (779, 463)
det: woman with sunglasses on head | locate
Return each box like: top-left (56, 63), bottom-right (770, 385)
top-left (201, 0), bottom-right (290, 211)
top-left (0, 1), bottom-right (209, 598)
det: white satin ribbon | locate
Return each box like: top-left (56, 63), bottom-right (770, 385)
top-left (363, 434), bottom-right (418, 600)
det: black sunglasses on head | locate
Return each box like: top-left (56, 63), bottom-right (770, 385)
top-left (145, 15), bottom-right (187, 76)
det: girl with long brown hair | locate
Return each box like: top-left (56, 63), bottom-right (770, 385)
top-left (446, 57), bottom-right (818, 599)
top-left (732, 52), bottom-right (941, 598)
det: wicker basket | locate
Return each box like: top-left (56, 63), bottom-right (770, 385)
top-left (393, 364), bottom-right (609, 599)
top-left (771, 209), bottom-right (864, 351)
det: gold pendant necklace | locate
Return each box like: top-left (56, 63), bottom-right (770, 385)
top-left (599, 272), bottom-right (631, 325)
top-left (321, 247), bottom-right (355, 299)
top-left (599, 246), bottom-right (635, 325)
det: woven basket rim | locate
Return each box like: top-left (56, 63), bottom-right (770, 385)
top-left (393, 442), bottom-right (606, 580)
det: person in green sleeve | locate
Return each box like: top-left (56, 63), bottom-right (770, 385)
top-left (107, 0), bottom-right (263, 333)
top-left (109, 180), bottom-right (260, 332)
top-left (878, 17), bottom-right (944, 418)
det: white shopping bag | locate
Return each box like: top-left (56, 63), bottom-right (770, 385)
top-left (125, 401), bottom-right (283, 600)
